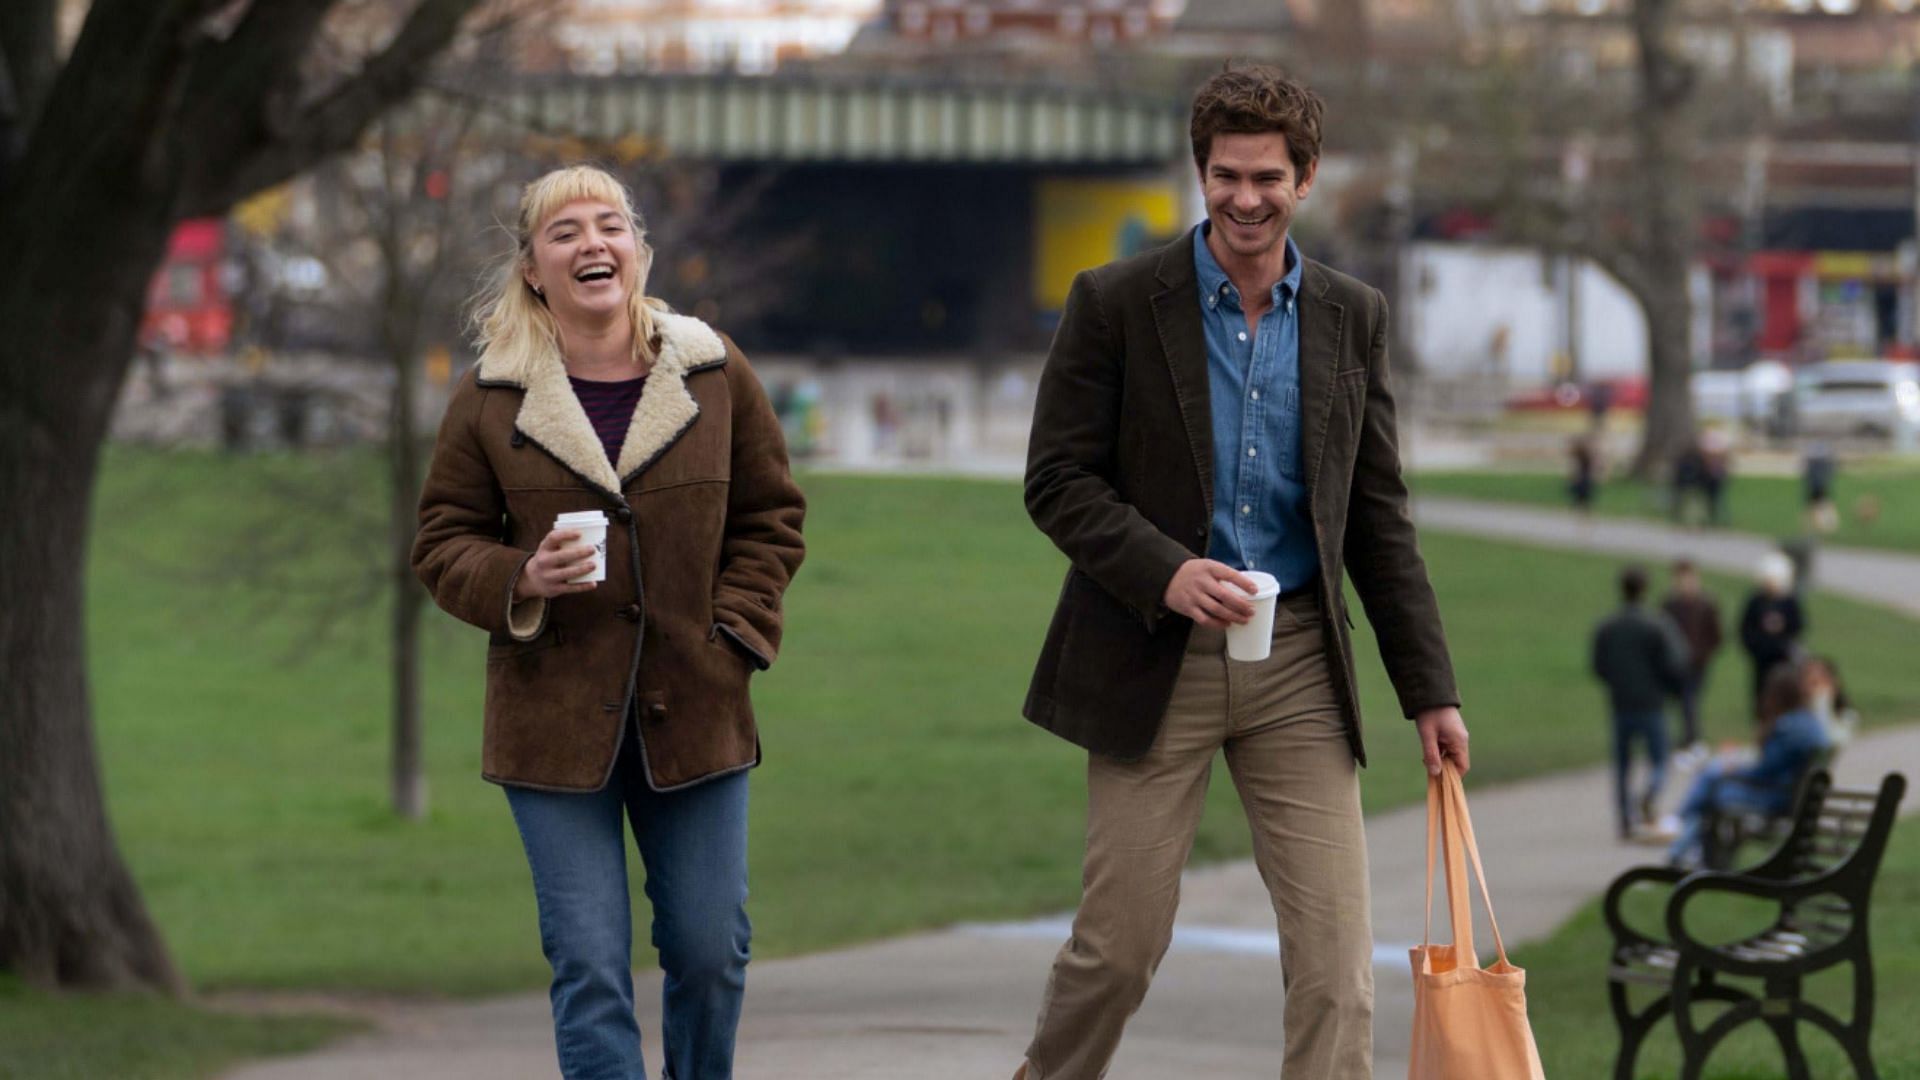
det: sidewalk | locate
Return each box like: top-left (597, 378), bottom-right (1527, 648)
top-left (222, 503), bottom-right (1920, 1080)
top-left (1413, 495), bottom-right (1920, 619)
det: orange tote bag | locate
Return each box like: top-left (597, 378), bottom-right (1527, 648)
top-left (1407, 763), bottom-right (1546, 1080)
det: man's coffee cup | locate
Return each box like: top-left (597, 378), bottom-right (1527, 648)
top-left (1224, 570), bottom-right (1282, 662)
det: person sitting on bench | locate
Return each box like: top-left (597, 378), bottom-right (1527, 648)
top-left (1667, 659), bottom-right (1834, 868)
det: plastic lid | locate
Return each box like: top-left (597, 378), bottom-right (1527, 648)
top-left (554, 510), bottom-right (610, 526)
top-left (1241, 571), bottom-right (1281, 600)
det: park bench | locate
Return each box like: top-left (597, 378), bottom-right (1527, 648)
top-left (1699, 744), bottom-right (1839, 871)
top-left (1604, 769), bottom-right (1906, 1080)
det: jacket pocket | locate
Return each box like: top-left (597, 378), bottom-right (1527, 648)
top-left (487, 623), bottom-right (565, 659)
top-left (710, 622), bottom-right (769, 672)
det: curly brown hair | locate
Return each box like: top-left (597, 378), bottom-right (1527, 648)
top-left (1189, 64), bottom-right (1324, 176)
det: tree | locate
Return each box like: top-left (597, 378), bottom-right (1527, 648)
top-left (0, 0), bottom-right (486, 994)
top-left (1328, 0), bottom-right (1723, 477)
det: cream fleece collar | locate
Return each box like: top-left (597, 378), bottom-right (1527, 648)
top-left (478, 311), bottom-right (726, 495)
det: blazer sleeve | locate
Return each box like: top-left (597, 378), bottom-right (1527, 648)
top-left (411, 372), bottom-right (545, 640)
top-left (1024, 269), bottom-right (1194, 626)
top-left (1342, 287), bottom-right (1461, 718)
top-left (709, 339), bottom-right (807, 671)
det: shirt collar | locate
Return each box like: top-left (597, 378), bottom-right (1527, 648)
top-left (1194, 221), bottom-right (1303, 307)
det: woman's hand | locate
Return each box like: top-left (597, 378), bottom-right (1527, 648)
top-left (513, 529), bottom-right (599, 600)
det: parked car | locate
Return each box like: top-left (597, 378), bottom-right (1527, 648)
top-left (1693, 361), bottom-right (1793, 434)
top-left (1786, 361), bottom-right (1920, 440)
top-left (1504, 376), bottom-right (1648, 414)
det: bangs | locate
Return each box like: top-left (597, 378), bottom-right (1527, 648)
top-left (522, 166), bottom-right (639, 237)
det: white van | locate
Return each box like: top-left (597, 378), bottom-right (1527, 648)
top-left (1789, 361), bottom-right (1920, 440)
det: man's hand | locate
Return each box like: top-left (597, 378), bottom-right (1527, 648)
top-left (1415, 706), bottom-right (1470, 777)
top-left (1163, 559), bottom-right (1258, 628)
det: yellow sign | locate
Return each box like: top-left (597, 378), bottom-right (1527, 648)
top-left (1033, 178), bottom-right (1180, 311)
top-left (233, 184), bottom-right (293, 238)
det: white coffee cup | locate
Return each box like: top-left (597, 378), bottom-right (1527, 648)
top-left (554, 510), bottom-right (610, 584)
top-left (1224, 570), bottom-right (1282, 662)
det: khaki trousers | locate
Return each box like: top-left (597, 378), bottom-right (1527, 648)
top-left (1025, 593), bottom-right (1374, 1079)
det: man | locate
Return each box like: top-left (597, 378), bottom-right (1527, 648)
top-left (1591, 565), bottom-right (1689, 840)
top-left (1659, 558), bottom-right (1722, 757)
top-left (1014, 65), bottom-right (1468, 1080)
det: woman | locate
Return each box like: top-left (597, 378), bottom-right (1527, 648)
top-left (412, 165), bottom-right (805, 1080)
top-left (1802, 654), bottom-right (1858, 749)
top-left (1738, 551), bottom-right (1804, 718)
top-left (1666, 661), bottom-right (1832, 869)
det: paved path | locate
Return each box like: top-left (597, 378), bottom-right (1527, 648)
top-left (222, 502), bottom-right (1920, 1080)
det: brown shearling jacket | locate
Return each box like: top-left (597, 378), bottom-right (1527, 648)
top-left (1023, 228), bottom-right (1458, 765)
top-left (413, 311), bottom-right (805, 792)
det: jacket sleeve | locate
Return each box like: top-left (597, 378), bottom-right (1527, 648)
top-left (1342, 287), bottom-right (1461, 719)
top-left (1739, 596), bottom-right (1765, 655)
top-left (1024, 269), bottom-right (1194, 627)
top-left (709, 339), bottom-right (806, 671)
top-left (411, 372), bottom-right (545, 640)
top-left (1657, 615), bottom-right (1690, 694)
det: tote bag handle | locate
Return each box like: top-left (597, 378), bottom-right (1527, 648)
top-left (1422, 761), bottom-right (1512, 969)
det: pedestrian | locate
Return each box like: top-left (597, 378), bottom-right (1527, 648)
top-left (1739, 551), bottom-right (1805, 721)
top-left (1012, 64), bottom-right (1469, 1080)
top-left (1591, 565), bottom-right (1689, 839)
top-left (1568, 433), bottom-right (1598, 515)
top-left (1660, 558), bottom-right (1722, 760)
top-left (412, 165), bottom-right (806, 1080)
top-left (1670, 436), bottom-right (1706, 525)
top-left (1804, 440), bottom-right (1839, 533)
top-left (1699, 426), bottom-right (1732, 526)
top-left (1666, 661), bottom-right (1834, 868)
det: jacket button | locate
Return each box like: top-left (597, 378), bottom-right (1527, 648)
top-left (509, 431), bottom-right (525, 448)
top-left (1194, 525), bottom-right (1207, 539)
top-left (619, 604), bottom-right (641, 622)
top-left (647, 702), bottom-right (668, 723)
top-left (614, 506), bottom-right (632, 523)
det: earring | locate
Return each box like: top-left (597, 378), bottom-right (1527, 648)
top-left (533, 285), bottom-right (544, 298)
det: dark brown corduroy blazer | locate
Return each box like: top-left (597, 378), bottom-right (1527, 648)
top-left (1023, 228), bottom-right (1458, 765)
top-left (413, 311), bottom-right (805, 792)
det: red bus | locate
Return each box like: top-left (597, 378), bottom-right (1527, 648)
top-left (140, 218), bottom-right (233, 355)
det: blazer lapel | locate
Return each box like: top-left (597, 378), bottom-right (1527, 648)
top-left (1150, 228), bottom-right (1215, 513)
top-left (1297, 260), bottom-right (1345, 499)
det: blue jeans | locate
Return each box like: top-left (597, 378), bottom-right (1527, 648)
top-left (1611, 707), bottom-right (1669, 837)
top-left (1667, 760), bottom-right (1785, 867)
top-left (506, 735), bottom-right (751, 1080)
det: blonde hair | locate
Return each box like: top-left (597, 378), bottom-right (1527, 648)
top-left (469, 164), bottom-right (665, 382)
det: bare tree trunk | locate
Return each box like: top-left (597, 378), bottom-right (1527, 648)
top-left (384, 233), bottom-right (428, 820)
top-left (0, 205), bottom-right (184, 992)
top-left (388, 355), bottom-right (427, 821)
top-left (1630, 0), bottom-right (1697, 477)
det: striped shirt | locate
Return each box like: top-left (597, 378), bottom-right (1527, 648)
top-left (569, 375), bottom-right (648, 465)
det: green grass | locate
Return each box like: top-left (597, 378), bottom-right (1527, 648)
top-left (1411, 461), bottom-right (1920, 553)
top-left (1517, 820), bottom-right (1920, 1078)
top-left (0, 976), bottom-right (356, 1080)
top-left (12, 448), bottom-right (1920, 1077)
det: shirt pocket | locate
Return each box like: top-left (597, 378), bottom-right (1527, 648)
top-left (1278, 384), bottom-right (1303, 483)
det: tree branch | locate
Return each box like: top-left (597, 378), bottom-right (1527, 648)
top-left (180, 0), bottom-right (484, 217)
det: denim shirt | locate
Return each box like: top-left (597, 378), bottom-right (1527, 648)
top-left (1194, 223), bottom-right (1317, 590)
